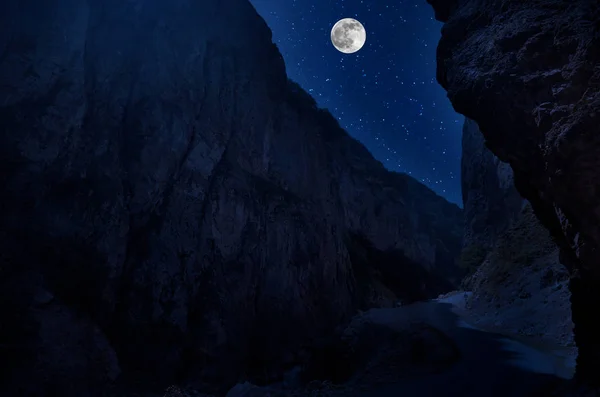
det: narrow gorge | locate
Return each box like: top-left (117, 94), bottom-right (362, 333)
top-left (1, 0), bottom-right (598, 396)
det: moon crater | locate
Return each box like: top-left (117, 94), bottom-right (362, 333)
top-left (331, 18), bottom-right (366, 54)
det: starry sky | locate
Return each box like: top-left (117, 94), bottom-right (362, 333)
top-left (249, 0), bottom-right (464, 206)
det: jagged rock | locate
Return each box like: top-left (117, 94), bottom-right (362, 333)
top-left (0, 0), bottom-right (463, 395)
top-left (427, 0), bottom-right (600, 385)
top-left (459, 117), bottom-right (574, 350)
top-left (465, 203), bottom-right (575, 349)
top-left (163, 385), bottom-right (216, 397)
top-left (458, 117), bottom-right (523, 277)
top-left (224, 382), bottom-right (281, 397)
top-left (461, 118), bottom-right (523, 251)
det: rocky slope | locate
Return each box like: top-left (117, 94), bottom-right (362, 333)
top-left (458, 118), bottom-right (523, 273)
top-left (427, 0), bottom-right (600, 386)
top-left (0, 0), bottom-right (462, 395)
top-left (458, 117), bottom-right (573, 350)
top-left (465, 203), bottom-right (574, 348)
top-left (459, 118), bottom-right (576, 362)
top-left (460, 118), bottom-right (523, 253)
top-left (451, 117), bottom-right (575, 373)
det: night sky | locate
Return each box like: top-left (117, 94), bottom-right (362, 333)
top-left (249, 0), bottom-right (464, 206)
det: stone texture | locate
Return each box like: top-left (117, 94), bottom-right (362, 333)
top-left (461, 117), bottom-right (523, 250)
top-left (465, 204), bottom-right (574, 349)
top-left (427, 0), bottom-right (600, 385)
top-left (460, 117), bottom-right (573, 352)
top-left (0, 0), bottom-right (462, 395)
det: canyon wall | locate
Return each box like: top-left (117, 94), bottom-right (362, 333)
top-left (461, 118), bottom-right (522, 250)
top-left (427, 0), bottom-right (600, 385)
top-left (460, 118), bottom-right (573, 351)
top-left (459, 117), bottom-right (522, 273)
top-left (0, 0), bottom-right (462, 395)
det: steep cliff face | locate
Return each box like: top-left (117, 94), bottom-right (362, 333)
top-left (0, 0), bottom-right (462, 395)
top-left (461, 118), bottom-right (522, 251)
top-left (427, 0), bottom-right (600, 385)
top-left (460, 118), bottom-right (573, 350)
top-left (459, 118), bottom-right (522, 274)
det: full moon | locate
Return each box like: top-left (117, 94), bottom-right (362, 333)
top-left (330, 18), bottom-right (366, 54)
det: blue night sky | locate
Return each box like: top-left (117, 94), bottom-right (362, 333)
top-left (249, 0), bottom-right (464, 206)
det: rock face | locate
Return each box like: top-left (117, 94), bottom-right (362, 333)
top-left (458, 118), bottom-right (523, 274)
top-left (459, 117), bottom-right (573, 349)
top-left (465, 204), bottom-right (575, 349)
top-left (458, 116), bottom-right (574, 359)
top-left (461, 118), bottom-right (522, 251)
top-left (427, 0), bottom-right (600, 385)
top-left (0, 0), bottom-right (462, 395)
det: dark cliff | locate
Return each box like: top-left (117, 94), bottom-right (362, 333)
top-left (0, 0), bottom-right (462, 395)
top-left (427, 0), bottom-right (599, 386)
top-left (460, 117), bottom-right (522, 269)
top-left (460, 117), bottom-right (573, 352)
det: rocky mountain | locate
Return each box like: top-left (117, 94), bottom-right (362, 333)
top-left (459, 118), bottom-right (574, 352)
top-left (427, 0), bottom-right (600, 387)
top-left (0, 0), bottom-right (462, 395)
